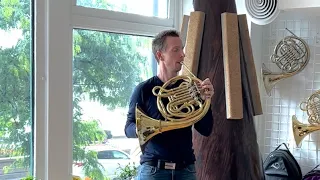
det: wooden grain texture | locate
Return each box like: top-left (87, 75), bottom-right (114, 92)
top-left (192, 0), bottom-right (264, 179)
top-left (238, 14), bottom-right (263, 116)
top-left (221, 13), bottom-right (243, 119)
top-left (181, 11), bottom-right (205, 76)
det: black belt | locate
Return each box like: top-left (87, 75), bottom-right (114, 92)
top-left (143, 160), bottom-right (193, 170)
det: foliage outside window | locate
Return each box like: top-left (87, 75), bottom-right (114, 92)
top-left (0, 0), bottom-right (166, 179)
top-left (72, 29), bottom-right (153, 179)
top-left (0, 0), bottom-right (33, 178)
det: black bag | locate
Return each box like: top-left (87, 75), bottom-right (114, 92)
top-left (302, 164), bottom-right (320, 180)
top-left (263, 143), bottom-right (302, 180)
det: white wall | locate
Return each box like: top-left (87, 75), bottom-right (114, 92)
top-left (279, 0), bottom-right (320, 10)
top-left (182, 0), bottom-right (193, 15)
top-left (252, 8), bottom-right (320, 175)
top-left (182, 0), bottom-right (250, 18)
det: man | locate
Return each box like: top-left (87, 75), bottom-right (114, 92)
top-left (124, 30), bottom-right (214, 180)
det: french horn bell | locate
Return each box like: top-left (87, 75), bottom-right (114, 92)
top-left (262, 28), bottom-right (310, 96)
top-left (136, 62), bottom-right (211, 146)
top-left (292, 90), bottom-right (320, 147)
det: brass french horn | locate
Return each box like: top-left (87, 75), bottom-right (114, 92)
top-left (292, 90), bottom-right (320, 147)
top-left (262, 28), bottom-right (310, 96)
top-left (136, 62), bottom-right (211, 146)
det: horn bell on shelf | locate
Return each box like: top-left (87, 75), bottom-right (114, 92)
top-left (292, 90), bottom-right (320, 147)
top-left (292, 115), bottom-right (320, 147)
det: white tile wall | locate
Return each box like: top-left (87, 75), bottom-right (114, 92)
top-left (254, 12), bottom-right (320, 175)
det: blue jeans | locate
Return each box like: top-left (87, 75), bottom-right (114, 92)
top-left (136, 163), bottom-right (196, 180)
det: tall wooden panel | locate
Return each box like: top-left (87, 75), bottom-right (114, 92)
top-left (221, 13), bottom-right (243, 119)
top-left (181, 11), bottom-right (205, 76)
top-left (238, 15), bottom-right (263, 116)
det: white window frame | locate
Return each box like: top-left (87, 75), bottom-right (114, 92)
top-left (72, 0), bottom-right (182, 36)
top-left (34, 0), bottom-right (183, 179)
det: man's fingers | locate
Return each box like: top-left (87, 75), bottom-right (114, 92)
top-left (201, 84), bottom-right (212, 89)
top-left (200, 78), bottom-right (210, 85)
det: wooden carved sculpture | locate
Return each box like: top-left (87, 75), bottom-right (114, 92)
top-left (189, 0), bottom-right (264, 179)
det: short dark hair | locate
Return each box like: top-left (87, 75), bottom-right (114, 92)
top-left (152, 30), bottom-right (180, 62)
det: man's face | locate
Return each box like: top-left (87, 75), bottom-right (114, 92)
top-left (158, 36), bottom-right (185, 72)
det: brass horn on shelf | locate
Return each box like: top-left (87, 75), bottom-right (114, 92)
top-left (262, 28), bottom-right (310, 96)
top-left (292, 90), bottom-right (320, 147)
top-left (136, 62), bottom-right (211, 146)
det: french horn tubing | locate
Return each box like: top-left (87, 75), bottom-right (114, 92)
top-left (292, 90), bottom-right (320, 147)
top-left (262, 28), bottom-right (310, 96)
top-left (136, 62), bottom-right (211, 146)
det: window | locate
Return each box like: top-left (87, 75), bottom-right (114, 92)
top-left (0, 0), bottom-right (33, 179)
top-left (72, 29), bottom-right (154, 179)
top-left (97, 151), bottom-right (113, 159)
top-left (112, 150), bottom-right (129, 159)
top-left (76, 0), bottom-right (169, 18)
top-left (32, 0), bottom-right (181, 178)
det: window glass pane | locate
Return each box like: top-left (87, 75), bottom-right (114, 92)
top-left (97, 151), bottom-right (112, 159)
top-left (72, 29), bottom-right (154, 180)
top-left (112, 151), bottom-right (129, 159)
top-left (76, 0), bottom-right (169, 19)
top-left (0, 0), bottom-right (33, 179)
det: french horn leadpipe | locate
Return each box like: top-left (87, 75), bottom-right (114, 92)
top-left (292, 90), bottom-right (320, 147)
top-left (136, 62), bottom-right (211, 146)
top-left (262, 28), bottom-right (310, 96)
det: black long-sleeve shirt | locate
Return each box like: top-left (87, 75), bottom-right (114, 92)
top-left (124, 76), bottom-right (213, 164)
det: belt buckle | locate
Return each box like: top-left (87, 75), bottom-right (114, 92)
top-left (164, 162), bottom-right (176, 170)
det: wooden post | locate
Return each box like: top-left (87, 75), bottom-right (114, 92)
top-left (192, 0), bottom-right (264, 179)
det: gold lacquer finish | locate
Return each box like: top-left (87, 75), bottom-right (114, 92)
top-left (136, 62), bottom-right (211, 146)
top-left (262, 28), bottom-right (310, 96)
top-left (292, 90), bottom-right (320, 147)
